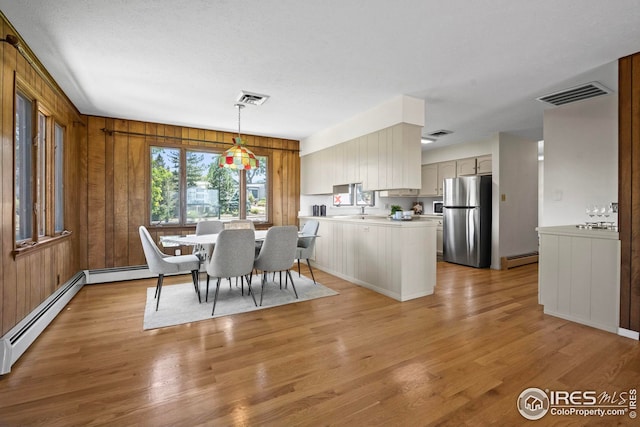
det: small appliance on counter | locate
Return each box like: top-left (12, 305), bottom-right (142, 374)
top-left (311, 205), bottom-right (327, 216)
top-left (433, 200), bottom-right (443, 214)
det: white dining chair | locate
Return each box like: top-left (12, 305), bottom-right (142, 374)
top-left (205, 228), bottom-right (257, 315)
top-left (253, 225), bottom-right (299, 306)
top-left (193, 220), bottom-right (223, 261)
top-left (139, 226), bottom-right (201, 311)
top-left (295, 219), bottom-right (319, 284)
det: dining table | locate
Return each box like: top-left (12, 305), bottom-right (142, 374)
top-left (161, 230), bottom-right (269, 247)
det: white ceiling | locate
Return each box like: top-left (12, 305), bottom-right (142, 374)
top-left (1, 1), bottom-right (640, 150)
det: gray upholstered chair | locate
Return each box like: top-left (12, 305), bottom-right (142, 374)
top-left (253, 225), bottom-right (299, 306)
top-left (295, 219), bottom-right (319, 284)
top-left (193, 220), bottom-right (223, 261)
top-left (205, 228), bottom-right (257, 315)
top-left (139, 225), bottom-right (201, 311)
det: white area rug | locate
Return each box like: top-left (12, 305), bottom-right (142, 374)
top-left (143, 274), bottom-right (338, 330)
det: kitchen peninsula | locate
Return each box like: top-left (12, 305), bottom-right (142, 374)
top-left (300, 216), bottom-right (437, 301)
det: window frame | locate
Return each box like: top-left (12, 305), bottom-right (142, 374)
top-left (148, 142), bottom-right (272, 228)
top-left (13, 76), bottom-right (69, 256)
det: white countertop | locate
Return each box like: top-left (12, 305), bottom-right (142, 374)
top-left (299, 215), bottom-right (438, 227)
top-left (536, 225), bottom-right (619, 240)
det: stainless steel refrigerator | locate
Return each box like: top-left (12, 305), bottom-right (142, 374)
top-left (442, 175), bottom-right (492, 268)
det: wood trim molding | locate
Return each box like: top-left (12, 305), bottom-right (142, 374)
top-left (618, 52), bottom-right (640, 332)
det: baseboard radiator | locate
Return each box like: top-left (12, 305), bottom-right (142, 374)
top-left (85, 265), bottom-right (151, 284)
top-left (1, 271), bottom-right (86, 375)
top-left (0, 264), bottom-right (193, 374)
top-left (501, 252), bottom-right (539, 270)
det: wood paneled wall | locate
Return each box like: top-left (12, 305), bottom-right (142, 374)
top-left (84, 116), bottom-right (300, 270)
top-left (0, 12), bottom-right (301, 335)
top-left (619, 53), bottom-right (640, 332)
top-left (0, 17), bottom-right (86, 336)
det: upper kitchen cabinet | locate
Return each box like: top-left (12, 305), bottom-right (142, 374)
top-left (332, 143), bottom-right (346, 185)
top-left (437, 161), bottom-right (457, 195)
top-left (300, 147), bottom-right (333, 194)
top-left (301, 122), bottom-right (422, 193)
top-left (389, 123), bottom-right (422, 190)
top-left (476, 155), bottom-right (492, 175)
top-left (419, 163), bottom-right (439, 196)
top-left (363, 132), bottom-right (380, 191)
top-left (457, 157), bottom-right (477, 176)
top-left (345, 138), bottom-right (360, 184)
top-left (457, 155), bottom-right (492, 176)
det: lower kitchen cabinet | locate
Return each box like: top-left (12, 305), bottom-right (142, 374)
top-left (537, 226), bottom-right (620, 334)
top-left (301, 217), bottom-right (437, 301)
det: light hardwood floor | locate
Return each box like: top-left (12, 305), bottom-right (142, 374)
top-left (0, 262), bottom-right (638, 426)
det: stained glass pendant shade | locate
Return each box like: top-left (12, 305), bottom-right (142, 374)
top-left (219, 104), bottom-right (259, 170)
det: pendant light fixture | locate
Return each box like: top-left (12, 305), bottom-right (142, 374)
top-left (218, 103), bottom-right (259, 170)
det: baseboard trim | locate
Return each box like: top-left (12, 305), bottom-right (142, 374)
top-left (501, 252), bottom-right (539, 270)
top-left (85, 265), bottom-right (152, 284)
top-left (618, 328), bottom-right (640, 340)
top-left (1, 272), bottom-right (86, 375)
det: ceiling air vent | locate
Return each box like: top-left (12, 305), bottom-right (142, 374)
top-left (427, 129), bottom-right (453, 138)
top-left (536, 82), bottom-right (612, 107)
top-left (236, 90), bottom-right (270, 106)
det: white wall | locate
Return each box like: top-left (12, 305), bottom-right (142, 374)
top-left (421, 138), bottom-right (494, 164)
top-left (542, 94), bottom-right (618, 226)
top-left (498, 133), bottom-right (539, 259)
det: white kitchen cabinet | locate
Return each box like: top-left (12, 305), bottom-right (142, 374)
top-left (332, 143), bottom-right (346, 185)
top-left (377, 127), bottom-right (389, 190)
top-left (538, 226), bottom-right (620, 333)
top-left (476, 155), bottom-right (492, 175)
top-left (456, 155), bottom-right (492, 176)
top-left (379, 189), bottom-right (419, 197)
top-left (437, 161), bottom-right (457, 196)
top-left (433, 218), bottom-right (443, 254)
top-left (457, 157), bottom-right (477, 176)
top-left (345, 138), bottom-right (359, 185)
top-left (305, 216), bottom-right (437, 301)
top-left (302, 123), bottom-right (421, 192)
top-left (363, 132), bottom-right (379, 191)
top-left (376, 123), bottom-right (422, 193)
top-left (300, 148), bottom-right (333, 194)
top-left (419, 163), bottom-right (439, 196)
top-left (390, 123), bottom-right (422, 190)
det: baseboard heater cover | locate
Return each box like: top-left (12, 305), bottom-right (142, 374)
top-left (1, 264), bottom-right (204, 375)
top-left (84, 264), bottom-right (195, 284)
top-left (1, 271), bottom-right (86, 375)
top-left (500, 252), bottom-right (539, 270)
top-left (85, 265), bottom-right (151, 284)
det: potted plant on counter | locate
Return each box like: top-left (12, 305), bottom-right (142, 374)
top-left (390, 205), bottom-right (402, 218)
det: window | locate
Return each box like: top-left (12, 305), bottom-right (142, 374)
top-left (150, 146), bottom-right (180, 224)
top-left (54, 123), bottom-right (65, 233)
top-left (37, 111), bottom-right (46, 237)
top-left (15, 86), bottom-right (66, 248)
top-left (15, 92), bottom-right (33, 242)
top-left (150, 146), bottom-right (269, 225)
top-left (246, 156), bottom-right (268, 222)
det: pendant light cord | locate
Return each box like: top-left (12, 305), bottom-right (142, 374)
top-left (235, 103), bottom-right (245, 140)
